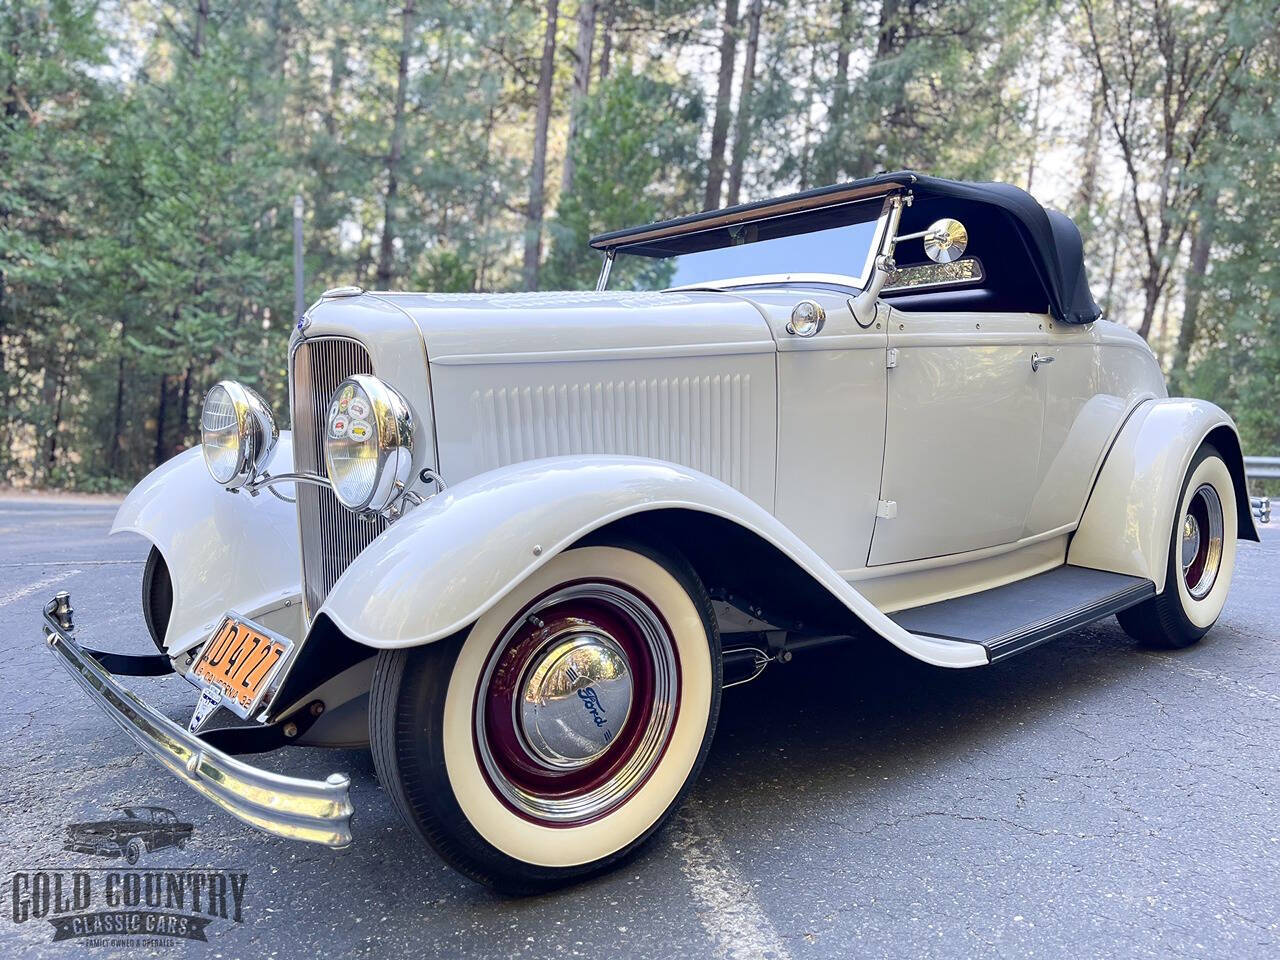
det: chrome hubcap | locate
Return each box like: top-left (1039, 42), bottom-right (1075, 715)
top-left (1181, 516), bottom-right (1201, 570)
top-left (475, 582), bottom-right (679, 825)
top-left (518, 631), bottom-right (634, 768)
top-left (1181, 483), bottom-right (1224, 600)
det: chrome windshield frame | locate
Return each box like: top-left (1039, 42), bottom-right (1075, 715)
top-left (595, 249), bottom-right (616, 291)
top-left (596, 195), bottom-right (894, 294)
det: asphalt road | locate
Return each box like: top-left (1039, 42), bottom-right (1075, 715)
top-left (1, 495), bottom-right (1278, 959)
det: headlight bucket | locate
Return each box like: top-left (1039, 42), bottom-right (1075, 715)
top-left (200, 380), bottom-right (278, 488)
top-left (323, 374), bottom-right (414, 513)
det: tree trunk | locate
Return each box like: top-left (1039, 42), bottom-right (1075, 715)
top-left (726, 0), bottom-right (762, 207)
top-left (522, 0), bottom-right (560, 291)
top-left (833, 0), bottom-right (852, 110)
top-left (154, 375), bottom-right (170, 468)
top-left (377, 1), bottom-right (415, 288)
top-left (475, 102), bottom-right (498, 290)
top-left (598, 0), bottom-right (615, 80)
top-left (1171, 194), bottom-right (1218, 388)
top-left (109, 324), bottom-right (128, 474)
top-left (1076, 77), bottom-right (1104, 229)
top-left (267, 0), bottom-right (292, 77)
top-left (1137, 279), bottom-right (1160, 341)
top-left (325, 38), bottom-right (346, 139)
top-left (851, 0), bottom-right (902, 174)
top-left (1102, 198), bottom-right (1125, 317)
top-left (1025, 52), bottom-right (1044, 192)
top-left (1152, 289), bottom-right (1172, 366)
top-left (560, 0), bottom-right (597, 198)
top-left (42, 368), bottom-right (65, 483)
top-left (874, 0), bottom-right (901, 59)
top-left (797, 38), bottom-right (822, 191)
top-left (193, 0), bottom-right (209, 58)
top-left (176, 364), bottom-right (194, 447)
top-left (814, 0), bottom-right (853, 185)
top-left (704, 0), bottom-right (740, 210)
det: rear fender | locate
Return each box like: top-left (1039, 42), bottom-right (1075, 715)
top-left (1068, 398), bottom-right (1259, 591)
top-left (111, 435), bottom-right (301, 656)
top-left (318, 456), bottom-right (988, 669)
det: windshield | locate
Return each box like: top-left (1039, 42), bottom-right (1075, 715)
top-left (604, 199), bottom-right (884, 292)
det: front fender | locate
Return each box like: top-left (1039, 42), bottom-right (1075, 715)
top-left (319, 456), bottom-right (987, 668)
top-left (111, 435), bottom-right (301, 656)
top-left (1068, 398), bottom-right (1259, 591)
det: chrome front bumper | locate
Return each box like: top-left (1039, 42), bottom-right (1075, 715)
top-left (42, 593), bottom-right (353, 848)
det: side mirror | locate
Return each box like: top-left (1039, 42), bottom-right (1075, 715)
top-left (923, 218), bottom-right (968, 263)
top-left (893, 217), bottom-right (969, 263)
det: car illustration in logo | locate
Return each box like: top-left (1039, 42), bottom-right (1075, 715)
top-left (63, 805), bottom-right (193, 864)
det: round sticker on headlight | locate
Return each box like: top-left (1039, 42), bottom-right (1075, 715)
top-left (329, 414), bottom-right (348, 439)
top-left (347, 397), bottom-right (370, 419)
top-left (347, 419), bottom-right (372, 442)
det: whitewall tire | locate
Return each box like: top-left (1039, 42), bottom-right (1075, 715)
top-left (369, 541), bottom-right (721, 892)
top-left (1117, 443), bottom-right (1238, 648)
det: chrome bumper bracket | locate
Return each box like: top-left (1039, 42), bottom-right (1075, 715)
top-left (42, 593), bottom-right (353, 848)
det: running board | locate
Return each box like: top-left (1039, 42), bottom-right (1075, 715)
top-left (890, 565), bottom-right (1155, 662)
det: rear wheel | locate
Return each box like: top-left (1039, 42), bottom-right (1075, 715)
top-left (369, 541), bottom-right (721, 892)
top-left (1117, 443), bottom-right (1238, 648)
top-left (142, 547), bottom-right (173, 654)
top-left (125, 838), bottom-right (144, 865)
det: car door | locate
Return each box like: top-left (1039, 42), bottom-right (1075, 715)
top-left (741, 290), bottom-right (889, 574)
top-left (151, 809), bottom-right (170, 846)
top-left (142, 809), bottom-right (161, 849)
top-left (868, 308), bottom-right (1046, 565)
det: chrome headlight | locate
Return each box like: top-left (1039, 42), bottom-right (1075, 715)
top-left (200, 380), bottom-right (278, 488)
top-left (323, 374), bottom-right (414, 513)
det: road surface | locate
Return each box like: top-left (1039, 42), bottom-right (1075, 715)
top-left (2, 497), bottom-right (1277, 958)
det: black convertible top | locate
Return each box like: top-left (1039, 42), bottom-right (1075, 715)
top-left (590, 171), bottom-right (1102, 325)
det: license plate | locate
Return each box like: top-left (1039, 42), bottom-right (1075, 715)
top-left (189, 614), bottom-right (293, 721)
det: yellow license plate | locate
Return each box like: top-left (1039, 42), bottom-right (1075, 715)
top-left (190, 614), bottom-right (292, 717)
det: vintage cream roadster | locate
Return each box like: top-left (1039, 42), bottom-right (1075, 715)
top-left (42, 172), bottom-right (1265, 890)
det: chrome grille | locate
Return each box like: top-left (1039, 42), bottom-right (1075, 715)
top-left (291, 336), bottom-right (387, 617)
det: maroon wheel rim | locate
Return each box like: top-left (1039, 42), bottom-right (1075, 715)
top-left (472, 580), bottom-right (681, 826)
top-left (1181, 483), bottom-right (1224, 600)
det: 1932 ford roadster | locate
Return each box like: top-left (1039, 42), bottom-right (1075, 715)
top-left (42, 172), bottom-right (1266, 891)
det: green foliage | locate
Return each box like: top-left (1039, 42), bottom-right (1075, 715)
top-left (3, 0), bottom-right (1279, 488)
top-left (813, 0), bottom-right (1045, 184)
top-left (542, 70), bottom-right (705, 291)
top-left (1181, 36), bottom-right (1280, 458)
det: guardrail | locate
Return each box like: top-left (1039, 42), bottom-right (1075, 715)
top-left (1244, 456), bottom-right (1280, 479)
top-left (1244, 457), bottom-right (1275, 524)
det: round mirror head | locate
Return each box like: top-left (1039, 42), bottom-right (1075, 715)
top-left (924, 218), bottom-right (968, 263)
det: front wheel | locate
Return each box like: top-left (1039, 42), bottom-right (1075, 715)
top-left (1117, 443), bottom-right (1238, 648)
top-left (369, 542), bottom-right (722, 892)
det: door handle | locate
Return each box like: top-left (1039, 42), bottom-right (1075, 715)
top-left (1031, 352), bottom-right (1055, 372)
